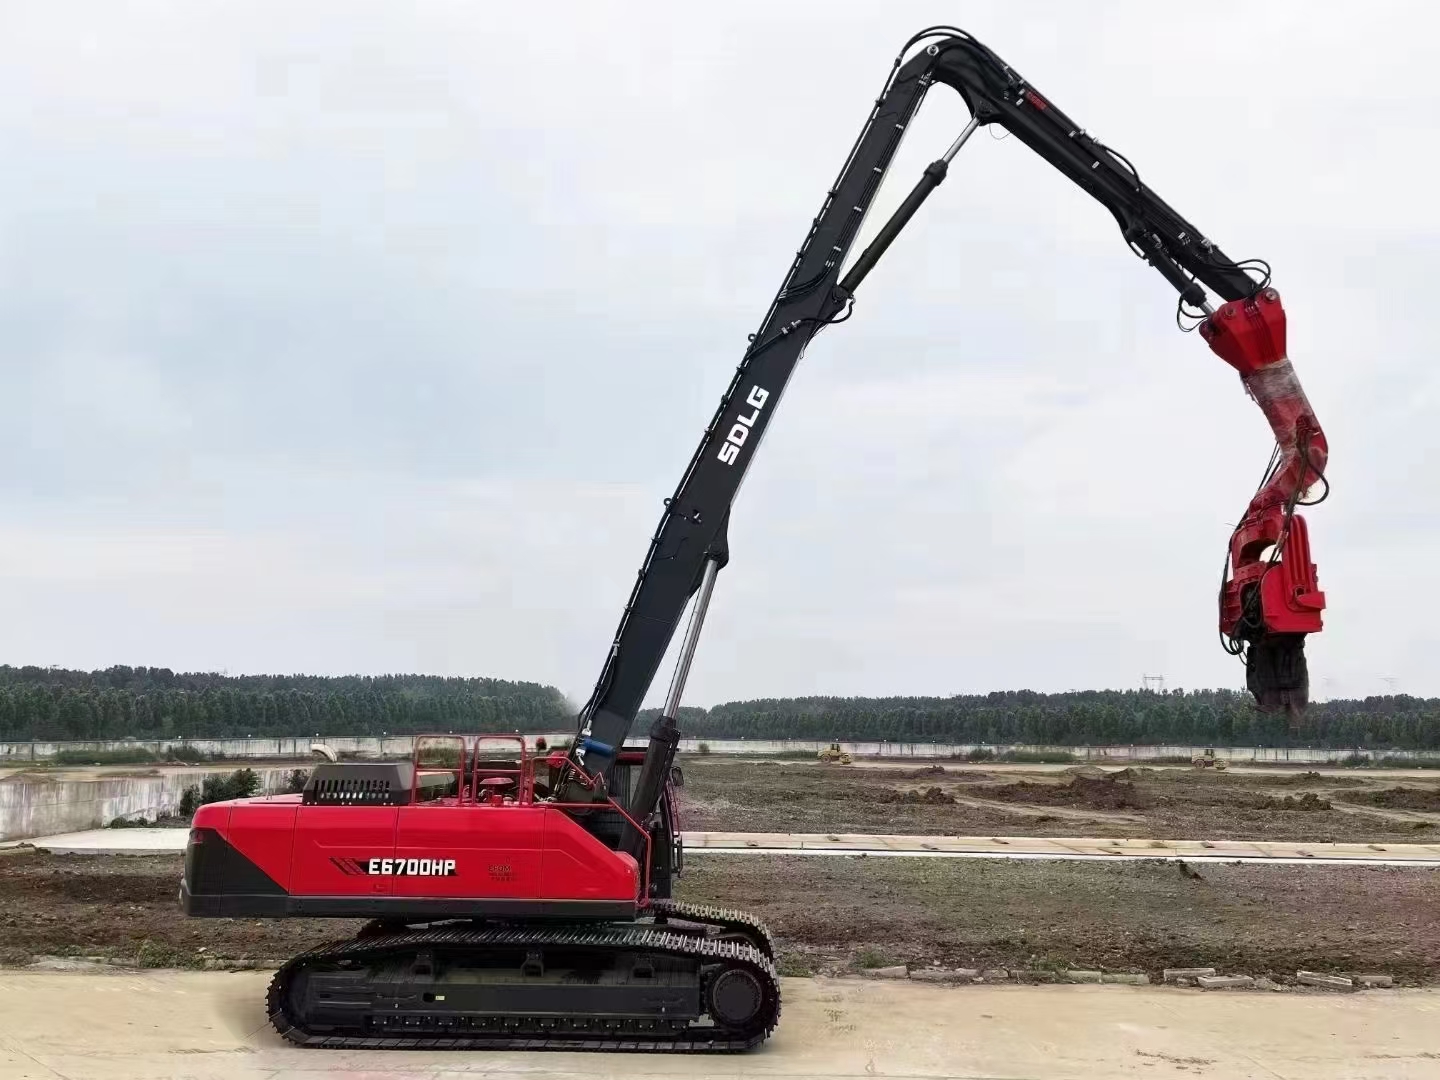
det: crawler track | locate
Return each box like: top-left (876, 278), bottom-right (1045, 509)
top-left (350, 900), bottom-right (776, 960)
top-left (648, 898), bottom-right (777, 959)
top-left (267, 920), bottom-right (781, 1053)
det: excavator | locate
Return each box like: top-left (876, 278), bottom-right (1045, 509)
top-left (179, 25), bottom-right (1328, 1053)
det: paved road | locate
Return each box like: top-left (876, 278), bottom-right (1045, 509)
top-left (690, 832), bottom-right (1440, 866)
top-left (14, 827), bottom-right (1440, 866)
top-left (0, 968), bottom-right (1435, 1079)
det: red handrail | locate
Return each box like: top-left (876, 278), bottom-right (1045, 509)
top-left (469, 734), bottom-right (530, 804)
top-left (410, 734), bottom-right (469, 805)
top-left (402, 733), bottom-right (650, 905)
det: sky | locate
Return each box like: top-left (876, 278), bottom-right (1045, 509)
top-left (0, 1), bottom-right (1435, 709)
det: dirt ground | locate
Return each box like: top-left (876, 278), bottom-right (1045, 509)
top-left (685, 856), bottom-right (1440, 983)
top-left (3, 756), bottom-right (1437, 986)
top-left (0, 849), bottom-right (1435, 985)
top-left (675, 757), bottom-right (1440, 843)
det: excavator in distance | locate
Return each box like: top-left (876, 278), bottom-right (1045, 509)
top-left (179, 25), bottom-right (1329, 1053)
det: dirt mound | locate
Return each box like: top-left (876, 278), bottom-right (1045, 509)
top-left (1268, 771), bottom-right (1365, 788)
top-left (878, 786), bottom-right (956, 805)
top-left (1166, 790), bottom-right (1333, 813)
top-left (1348, 787), bottom-right (1440, 811)
top-left (1253, 791), bottom-right (1331, 812)
top-left (990, 775), bottom-right (1150, 811)
top-left (1109, 767), bottom-right (1157, 781)
top-left (905, 765), bottom-right (947, 779)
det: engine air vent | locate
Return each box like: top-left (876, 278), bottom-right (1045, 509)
top-left (301, 763), bottom-right (412, 806)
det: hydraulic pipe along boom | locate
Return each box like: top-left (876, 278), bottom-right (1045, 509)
top-left (837, 116), bottom-right (980, 297)
top-left (626, 556), bottom-right (721, 859)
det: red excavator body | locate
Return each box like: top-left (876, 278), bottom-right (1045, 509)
top-left (182, 735), bottom-right (781, 1052)
top-left (184, 737), bottom-right (645, 922)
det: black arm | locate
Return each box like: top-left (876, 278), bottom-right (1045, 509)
top-left (569, 26), bottom-right (1291, 809)
top-left (922, 33), bottom-right (1265, 306)
top-left (567, 32), bottom-right (941, 785)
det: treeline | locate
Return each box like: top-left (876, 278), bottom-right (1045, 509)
top-left (661, 689), bottom-right (1440, 750)
top-left (5, 665), bottom-right (1440, 749)
top-left (0, 665), bottom-right (572, 742)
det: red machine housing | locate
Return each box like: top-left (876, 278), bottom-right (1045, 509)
top-left (182, 736), bottom-right (660, 922)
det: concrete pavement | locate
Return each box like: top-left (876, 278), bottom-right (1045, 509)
top-left (1, 968), bottom-right (1436, 1079)
top-left (14, 826), bottom-right (1440, 866)
top-left (686, 831), bottom-right (1440, 866)
top-left (3, 827), bottom-right (189, 853)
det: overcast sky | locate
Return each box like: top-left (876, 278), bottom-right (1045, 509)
top-left (0, 1), bottom-right (1434, 708)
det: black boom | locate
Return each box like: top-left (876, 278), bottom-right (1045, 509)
top-left (568, 26), bottom-right (1284, 823)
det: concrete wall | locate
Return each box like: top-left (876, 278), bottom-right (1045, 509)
top-left (1, 735), bottom-right (1432, 765)
top-left (0, 767), bottom-right (300, 842)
